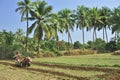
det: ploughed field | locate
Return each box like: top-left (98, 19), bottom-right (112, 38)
top-left (0, 54), bottom-right (120, 80)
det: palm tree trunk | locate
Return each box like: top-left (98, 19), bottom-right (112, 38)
top-left (37, 39), bottom-right (40, 54)
top-left (56, 36), bottom-right (60, 51)
top-left (105, 28), bottom-right (108, 43)
top-left (68, 28), bottom-right (72, 54)
top-left (95, 30), bottom-right (97, 50)
top-left (103, 28), bottom-right (105, 41)
top-left (25, 12), bottom-right (29, 52)
top-left (92, 28), bottom-right (95, 49)
top-left (82, 27), bottom-right (85, 50)
top-left (56, 28), bottom-right (60, 51)
top-left (115, 32), bottom-right (117, 42)
top-left (95, 30), bottom-right (97, 40)
top-left (93, 28), bottom-right (97, 50)
top-left (101, 27), bottom-right (106, 52)
top-left (67, 31), bottom-right (70, 52)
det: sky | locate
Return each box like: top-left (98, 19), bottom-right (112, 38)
top-left (0, 0), bottom-right (120, 43)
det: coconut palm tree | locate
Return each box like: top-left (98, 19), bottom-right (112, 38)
top-left (111, 6), bottom-right (120, 42)
top-left (15, 28), bottom-right (24, 41)
top-left (58, 8), bottom-right (74, 51)
top-left (1, 30), bottom-right (15, 53)
top-left (15, 0), bottom-right (32, 52)
top-left (89, 7), bottom-right (103, 49)
top-left (28, 0), bottom-right (52, 53)
top-left (15, 28), bottom-right (25, 47)
top-left (75, 5), bottom-right (90, 49)
top-left (49, 13), bottom-right (63, 50)
top-left (99, 7), bottom-right (111, 42)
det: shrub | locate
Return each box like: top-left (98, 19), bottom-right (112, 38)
top-left (112, 50), bottom-right (120, 55)
top-left (35, 54), bottom-right (43, 58)
top-left (0, 51), bottom-right (15, 59)
top-left (22, 52), bottom-right (35, 58)
top-left (51, 48), bottom-right (61, 56)
top-left (61, 49), bottom-right (96, 56)
top-left (42, 51), bottom-right (56, 57)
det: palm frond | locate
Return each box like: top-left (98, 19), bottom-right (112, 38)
top-left (17, 1), bottom-right (25, 6)
top-left (15, 7), bottom-right (23, 12)
top-left (25, 0), bottom-right (30, 4)
top-left (44, 6), bottom-right (52, 15)
top-left (28, 21), bottom-right (37, 35)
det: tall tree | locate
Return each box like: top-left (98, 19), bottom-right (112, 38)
top-left (58, 8), bottom-right (74, 51)
top-left (111, 6), bottom-right (120, 42)
top-left (49, 13), bottom-right (62, 41)
top-left (28, 0), bottom-right (52, 53)
top-left (15, 28), bottom-right (24, 41)
top-left (99, 7), bottom-right (111, 42)
top-left (75, 5), bottom-right (90, 49)
top-left (49, 13), bottom-right (63, 50)
top-left (15, 0), bottom-right (32, 52)
top-left (1, 30), bottom-right (15, 53)
top-left (15, 28), bottom-right (25, 47)
top-left (89, 7), bottom-right (103, 49)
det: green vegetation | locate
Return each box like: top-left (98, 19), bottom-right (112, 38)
top-left (0, 29), bottom-right (120, 59)
top-left (0, 64), bottom-right (65, 80)
top-left (1, 0), bottom-right (120, 79)
top-left (33, 54), bottom-right (120, 68)
top-left (0, 54), bottom-right (120, 80)
top-left (32, 64), bottom-right (105, 78)
top-left (0, 0), bottom-right (120, 59)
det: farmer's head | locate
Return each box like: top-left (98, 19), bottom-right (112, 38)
top-left (16, 51), bottom-right (19, 55)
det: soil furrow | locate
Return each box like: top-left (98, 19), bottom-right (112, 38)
top-left (26, 67), bottom-right (89, 80)
top-left (0, 61), bottom-right (89, 80)
top-left (33, 62), bottom-right (120, 73)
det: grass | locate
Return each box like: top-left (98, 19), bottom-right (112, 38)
top-left (31, 64), bottom-right (105, 78)
top-left (0, 53), bottom-right (120, 80)
top-left (33, 54), bottom-right (120, 68)
top-left (0, 64), bottom-right (66, 80)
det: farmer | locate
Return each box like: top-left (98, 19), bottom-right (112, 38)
top-left (13, 52), bottom-right (32, 67)
top-left (13, 51), bottom-right (23, 62)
